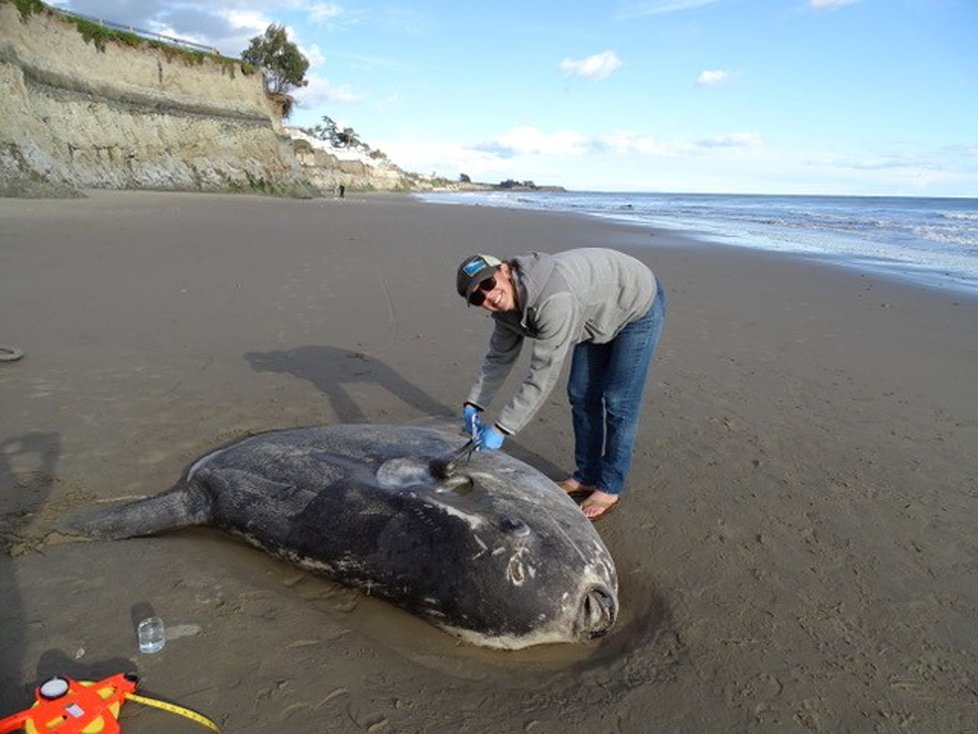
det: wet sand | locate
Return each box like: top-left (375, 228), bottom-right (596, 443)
top-left (1, 190), bottom-right (976, 732)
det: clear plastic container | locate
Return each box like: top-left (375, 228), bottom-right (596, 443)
top-left (137, 616), bottom-right (166, 653)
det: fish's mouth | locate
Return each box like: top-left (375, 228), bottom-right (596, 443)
top-left (578, 586), bottom-right (618, 639)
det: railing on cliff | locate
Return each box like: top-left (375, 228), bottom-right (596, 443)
top-left (57, 9), bottom-right (222, 56)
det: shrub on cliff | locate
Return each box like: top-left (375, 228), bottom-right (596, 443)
top-left (13, 0), bottom-right (46, 20)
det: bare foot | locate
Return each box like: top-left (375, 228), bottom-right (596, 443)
top-left (557, 478), bottom-right (596, 494)
top-left (581, 489), bottom-right (619, 521)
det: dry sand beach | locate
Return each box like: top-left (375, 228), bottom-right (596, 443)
top-left (1, 190), bottom-right (975, 733)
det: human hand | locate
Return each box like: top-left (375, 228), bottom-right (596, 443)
top-left (462, 404), bottom-right (482, 438)
top-left (476, 424), bottom-right (505, 452)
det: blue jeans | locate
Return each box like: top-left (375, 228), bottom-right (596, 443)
top-left (566, 284), bottom-right (666, 495)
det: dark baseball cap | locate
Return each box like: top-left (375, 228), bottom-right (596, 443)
top-left (456, 254), bottom-right (502, 301)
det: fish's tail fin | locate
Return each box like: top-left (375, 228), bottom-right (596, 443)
top-left (63, 485), bottom-right (209, 540)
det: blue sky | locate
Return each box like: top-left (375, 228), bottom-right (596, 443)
top-left (56, 0), bottom-right (977, 196)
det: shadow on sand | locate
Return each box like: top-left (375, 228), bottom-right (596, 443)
top-left (0, 432), bottom-right (61, 711)
top-left (244, 344), bottom-right (565, 478)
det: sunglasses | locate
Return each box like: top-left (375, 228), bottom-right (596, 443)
top-left (467, 276), bottom-right (496, 306)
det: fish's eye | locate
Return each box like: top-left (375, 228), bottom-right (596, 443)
top-left (499, 517), bottom-right (530, 537)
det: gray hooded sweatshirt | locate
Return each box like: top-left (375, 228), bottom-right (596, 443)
top-left (466, 248), bottom-right (657, 435)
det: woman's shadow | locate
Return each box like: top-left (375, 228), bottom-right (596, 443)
top-left (243, 345), bottom-right (563, 477)
top-left (0, 432), bottom-right (61, 711)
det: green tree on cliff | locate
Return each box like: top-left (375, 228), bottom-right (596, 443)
top-left (306, 115), bottom-right (367, 151)
top-left (310, 115), bottom-right (340, 145)
top-left (242, 24), bottom-right (309, 117)
top-left (335, 127), bottom-right (363, 149)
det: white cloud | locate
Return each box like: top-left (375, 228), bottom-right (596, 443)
top-left (617, 0), bottom-right (721, 18)
top-left (309, 2), bottom-right (343, 22)
top-left (374, 139), bottom-right (510, 179)
top-left (206, 8), bottom-right (276, 56)
top-left (596, 131), bottom-right (691, 157)
top-left (560, 51), bottom-right (623, 81)
top-left (803, 144), bottom-right (978, 191)
top-left (220, 9), bottom-right (272, 34)
top-left (295, 75), bottom-right (363, 107)
top-left (308, 1), bottom-right (361, 31)
top-left (696, 132), bottom-right (762, 148)
top-left (695, 69), bottom-right (734, 87)
top-left (304, 42), bottom-right (325, 68)
top-left (809, 0), bottom-right (859, 9)
top-left (372, 126), bottom-right (978, 195)
top-left (471, 126), bottom-right (764, 163)
top-left (493, 127), bottom-right (592, 157)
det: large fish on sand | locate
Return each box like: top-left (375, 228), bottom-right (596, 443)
top-left (68, 425), bottom-right (618, 650)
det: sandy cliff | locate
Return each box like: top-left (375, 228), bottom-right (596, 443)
top-left (0, 2), bottom-right (319, 197)
top-left (286, 128), bottom-right (426, 194)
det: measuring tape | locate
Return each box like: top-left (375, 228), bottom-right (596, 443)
top-left (0, 673), bottom-right (220, 733)
top-left (124, 693), bottom-right (219, 731)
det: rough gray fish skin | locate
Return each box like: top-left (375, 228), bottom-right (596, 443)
top-left (69, 425), bottom-right (618, 650)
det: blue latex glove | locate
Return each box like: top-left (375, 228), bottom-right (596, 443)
top-left (462, 404), bottom-right (481, 438)
top-left (476, 423), bottom-right (505, 452)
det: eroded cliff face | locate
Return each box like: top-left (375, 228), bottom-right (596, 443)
top-left (287, 129), bottom-right (416, 194)
top-left (0, 2), bottom-right (316, 198)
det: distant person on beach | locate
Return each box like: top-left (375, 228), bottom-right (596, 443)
top-left (456, 249), bottom-right (666, 521)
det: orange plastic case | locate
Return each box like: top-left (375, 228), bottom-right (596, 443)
top-left (0, 674), bottom-right (137, 734)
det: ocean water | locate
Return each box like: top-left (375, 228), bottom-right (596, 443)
top-left (415, 191), bottom-right (978, 295)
